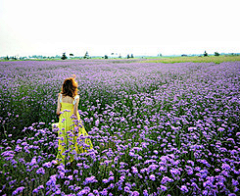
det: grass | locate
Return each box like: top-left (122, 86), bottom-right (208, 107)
top-left (140, 55), bottom-right (240, 64)
top-left (1, 55), bottom-right (240, 63)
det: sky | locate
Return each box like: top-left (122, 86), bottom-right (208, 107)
top-left (0, 0), bottom-right (239, 57)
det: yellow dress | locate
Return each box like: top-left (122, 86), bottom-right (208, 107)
top-left (56, 94), bottom-right (93, 166)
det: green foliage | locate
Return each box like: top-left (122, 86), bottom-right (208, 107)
top-left (104, 55), bottom-right (108, 59)
top-left (144, 55), bottom-right (240, 64)
top-left (214, 52), bottom-right (220, 56)
top-left (84, 51), bottom-right (89, 59)
top-left (61, 53), bottom-right (67, 60)
top-left (203, 50), bottom-right (208, 57)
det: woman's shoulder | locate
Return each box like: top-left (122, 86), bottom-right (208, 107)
top-left (74, 95), bottom-right (80, 99)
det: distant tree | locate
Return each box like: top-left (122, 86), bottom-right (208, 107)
top-left (104, 55), bottom-right (108, 59)
top-left (4, 56), bottom-right (9, 60)
top-left (118, 54), bottom-right (122, 58)
top-left (61, 53), bottom-right (67, 60)
top-left (84, 51), bottom-right (89, 59)
top-left (10, 56), bottom-right (17, 60)
top-left (127, 54), bottom-right (130, 59)
top-left (181, 54), bottom-right (187, 57)
top-left (69, 53), bottom-right (74, 56)
top-left (131, 54), bottom-right (134, 58)
top-left (203, 51), bottom-right (208, 57)
top-left (214, 52), bottom-right (220, 56)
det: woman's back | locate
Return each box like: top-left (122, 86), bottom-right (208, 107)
top-left (61, 94), bottom-right (74, 104)
top-left (59, 93), bottom-right (79, 107)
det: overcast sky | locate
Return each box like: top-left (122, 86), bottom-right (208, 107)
top-left (0, 0), bottom-right (239, 57)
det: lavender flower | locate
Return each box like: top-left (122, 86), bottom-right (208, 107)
top-left (180, 185), bottom-right (189, 193)
top-left (149, 174), bottom-right (156, 181)
top-left (36, 167), bottom-right (45, 175)
top-left (12, 187), bottom-right (25, 195)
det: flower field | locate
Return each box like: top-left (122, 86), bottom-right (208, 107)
top-left (0, 59), bottom-right (240, 196)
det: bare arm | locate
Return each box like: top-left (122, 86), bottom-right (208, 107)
top-left (56, 93), bottom-right (61, 116)
top-left (73, 97), bottom-right (79, 118)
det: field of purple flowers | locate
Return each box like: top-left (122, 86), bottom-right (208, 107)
top-left (0, 59), bottom-right (240, 196)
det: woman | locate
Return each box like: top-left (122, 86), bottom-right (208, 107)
top-left (55, 74), bottom-right (93, 166)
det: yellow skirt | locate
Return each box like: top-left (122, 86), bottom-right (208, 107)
top-left (52, 107), bottom-right (93, 166)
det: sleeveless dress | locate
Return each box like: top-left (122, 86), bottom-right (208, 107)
top-left (55, 94), bottom-right (93, 166)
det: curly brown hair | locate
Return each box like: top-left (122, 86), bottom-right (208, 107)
top-left (60, 77), bottom-right (79, 98)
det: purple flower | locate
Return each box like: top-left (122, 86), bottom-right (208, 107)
top-left (12, 187), bottom-right (25, 195)
top-left (203, 180), bottom-right (213, 187)
top-left (68, 175), bottom-right (73, 181)
top-left (185, 165), bottom-right (194, 175)
top-left (221, 163), bottom-right (231, 170)
top-left (202, 190), bottom-right (208, 195)
top-left (100, 188), bottom-right (108, 196)
top-left (124, 186), bottom-right (131, 192)
top-left (102, 179), bottom-right (108, 183)
top-left (43, 162), bottom-right (52, 168)
top-left (148, 164), bottom-right (158, 173)
top-left (218, 127), bottom-right (224, 132)
top-left (32, 188), bottom-right (39, 194)
top-left (143, 189), bottom-right (148, 196)
top-left (180, 185), bottom-right (188, 193)
top-left (187, 160), bottom-right (194, 167)
top-left (232, 179), bottom-right (239, 186)
top-left (64, 180), bottom-right (70, 186)
top-left (161, 176), bottom-right (174, 184)
top-left (36, 167), bottom-right (45, 175)
top-left (95, 119), bottom-right (99, 127)
top-left (108, 176), bottom-right (114, 181)
top-left (131, 166), bottom-right (138, 174)
top-left (46, 174), bottom-right (57, 187)
top-left (152, 150), bottom-right (158, 155)
top-left (29, 156), bottom-right (37, 166)
top-left (149, 174), bottom-right (156, 181)
top-left (131, 191), bottom-right (140, 196)
top-left (84, 176), bottom-right (98, 185)
top-left (170, 168), bottom-right (181, 177)
top-left (160, 185), bottom-right (167, 191)
top-left (37, 185), bottom-right (44, 190)
top-left (77, 189), bottom-right (90, 196)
